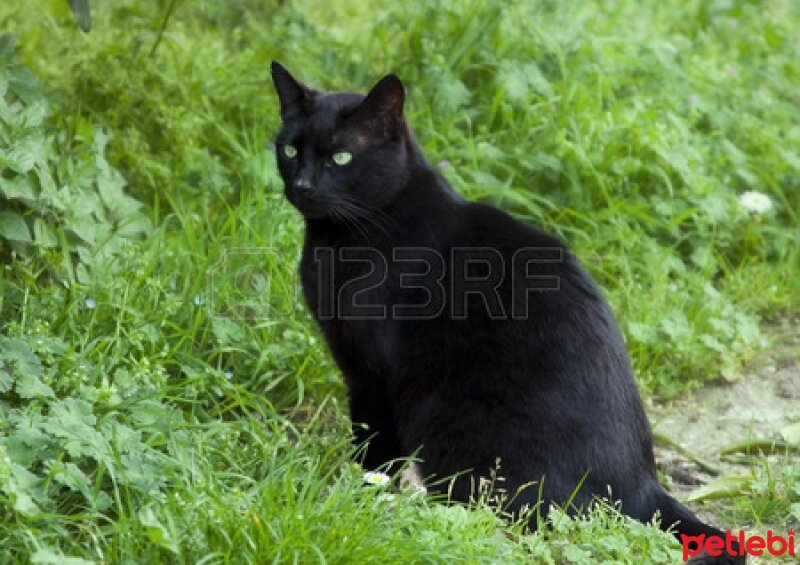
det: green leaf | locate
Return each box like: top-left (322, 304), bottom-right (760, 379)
top-left (66, 214), bottom-right (97, 245)
top-left (0, 211), bottom-right (31, 242)
top-left (561, 544), bottom-right (593, 564)
top-left (0, 337), bottom-right (42, 378)
top-left (139, 506), bottom-right (178, 552)
top-left (6, 462), bottom-right (44, 516)
top-left (627, 322), bottom-right (658, 345)
top-left (211, 317), bottom-right (244, 345)
top-left (116, 212), bottom-right (153, 238)
top-left (11, 489), bottom-right (40, 516)
top-left (42, 398), bottom-right (106, 460)
top-left (48, 460), bottom-right (95, 505)
top-left (16, 372), bottom-right (55, 399)
top-left (5, 136), bottom-right (46, 173)
top-left (0, 176), bottom-right (36, 202)
top-left (33, 218), bottom-right (58, 247)
top-left (0, 369), bottom-right (11, 393)
top-left (0, 33), bottom-right (14, 62)
top-left (67, 0), bottom-right (92, 33)
top-left (30, 549), bottom-right (93, 565)
top-left (686, 474), bottom-right (751, 502)
top-left (720, 439), bottom-right (800, 456)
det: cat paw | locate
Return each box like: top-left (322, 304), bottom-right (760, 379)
top-left (398, 462), bottom-right (426, 492)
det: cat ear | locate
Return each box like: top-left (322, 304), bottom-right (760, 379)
top-left (355, 74), bottom-right (405, 120)
top-left (271, 61), bottom-right (317, 120)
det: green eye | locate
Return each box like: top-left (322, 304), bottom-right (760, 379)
top-left (332, 151), bottom-right (352, 166)
top-left (283, 145), bottom-right (297, 159)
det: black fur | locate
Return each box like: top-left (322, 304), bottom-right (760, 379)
top-left (270, 62), bottom-right (745, 564)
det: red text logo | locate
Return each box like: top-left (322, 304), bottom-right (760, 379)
top-left (681, 529), bottom-right (795, 561)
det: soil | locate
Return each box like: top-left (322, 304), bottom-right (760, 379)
top-left (649, 316), bottom-right (799, 562)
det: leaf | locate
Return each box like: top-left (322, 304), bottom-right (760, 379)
top-left (5, 136), bottom-right (46, 173)
top-left (15, 372), bottom-right (55, 399)
top-left (139, 506), bottom-right (178, 552)
top-left (11, 489), bottom-right (40, 516)
top-left (686, 474), bottom-right (751, 502)
top-left (66, 214), bottom-right (97, 245)
top-left (48, 460), bottom-right (91, 496)
top-left (42, 398), bottom-right (106, 460)
top-left (7, 410), bottom-right (50, 459)
top-left (652, 432), bottom-right (721, 475)
top-left (0, 34), bottom-right (14, 61)
top-left (0, 176), bottom-right (36, 202)
top-left (720, 439), bottom-right (800, 456)
top-left (698, 333), bottom-right (726, 353)
top-left (433, 72), bottom-right (470, 112)
top-left (30, 549), bottom-right (93, 565)
top-left (116, 212), bottom-right (152, 238)
top-left (561, 544), bottom-right (593, 564)
top-left (659, 310), bottom-right (691, 341)
top-left (5, 462), bottom-right (44, 516)
top-left (19, 99), bottom-right (47, 127)
top-left (628, 322), bottom-right (658, 345)
top-left (780, 422), bottom-right (800, 446)
top-left (120, 451), bottom-right (168, 493)
top-left (211, 317), bottom-right (244, 345)
top-left (0, 369), bottom-right (11, 393)
top-left (33, 218), bottom-right (58, 247)
top-left (0, 337), bottom-right (42, 379)
top-left (0, 211), bottom-right (31, 242)
top-left (67, 0), bottom-right (92, 33)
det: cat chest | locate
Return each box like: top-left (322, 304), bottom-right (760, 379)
top-left (300, 247), bottom-right (400, 375)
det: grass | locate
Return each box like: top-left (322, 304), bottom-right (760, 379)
top-left (1, 0), bottom-right (798, 562)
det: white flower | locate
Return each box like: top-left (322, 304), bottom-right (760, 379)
top-left (224, 371), bottom-right (233, 381)
top-left (739, 191), bottom-right (772, 214)
top-left (363, 471), bottom-right (391, 487)
top-left (85, 298), bottom-right (97, 309)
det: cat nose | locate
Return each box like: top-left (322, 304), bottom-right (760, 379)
top-left (294, 177), bottom-right (314, 194)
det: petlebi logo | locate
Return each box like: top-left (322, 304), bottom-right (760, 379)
top-left (681, 529), bottom-right (796, 561)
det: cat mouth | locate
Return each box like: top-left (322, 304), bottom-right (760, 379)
top-left (286, 192), bottom-right (333, 219)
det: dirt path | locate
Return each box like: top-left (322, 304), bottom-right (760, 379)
top-left (649, 316), bottom-right (799, 561)
top-left (651, 315), bottom-right (799, 481)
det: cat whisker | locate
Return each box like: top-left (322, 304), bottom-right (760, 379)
top-left (335, 198), bottom-right (394, 239)
top-left (338, 195), bottom-right (399, 229)
top-left (332, 203), bottom-right (373, 242)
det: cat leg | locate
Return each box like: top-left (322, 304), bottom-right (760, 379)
top-left (348, 382), bottom-right (405, 472)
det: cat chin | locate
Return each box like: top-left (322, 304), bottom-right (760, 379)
top-left (296, 208), bottom-right (329, 220)
top-left (286, 196), bottom-right (330, 220)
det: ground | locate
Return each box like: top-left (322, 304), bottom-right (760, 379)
top-left (653, 316), bottom-right (800, 562)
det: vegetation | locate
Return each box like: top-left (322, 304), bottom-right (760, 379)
top-left (0, 0), bottom-right (797, 562)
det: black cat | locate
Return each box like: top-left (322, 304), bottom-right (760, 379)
top-left (270, 62), bottom-right (745, 564)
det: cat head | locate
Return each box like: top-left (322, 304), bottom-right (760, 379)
top-left (271, 62), bottom-right (414, 221)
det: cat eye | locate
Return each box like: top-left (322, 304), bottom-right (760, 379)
top-left (331, 151), bottom-right (353, 166)
top-left (283, 145), bottom-right (298, 159)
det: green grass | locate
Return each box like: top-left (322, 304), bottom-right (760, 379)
top-left (1, 0), bottom-right (799, 562)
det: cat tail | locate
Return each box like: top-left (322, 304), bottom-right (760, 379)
top-left (653, 486), bottom-right (746, 564)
